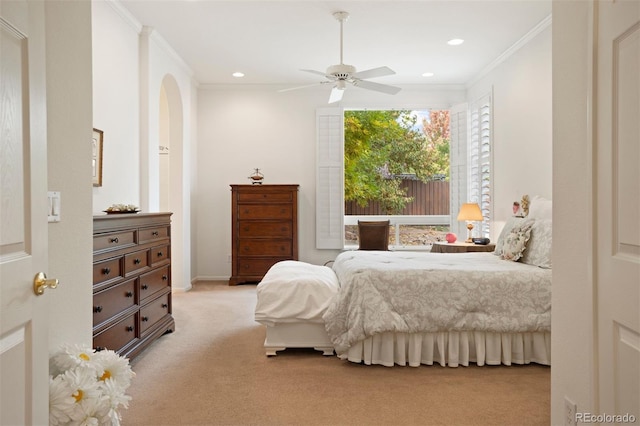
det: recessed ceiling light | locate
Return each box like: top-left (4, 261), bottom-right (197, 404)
top-left (422, 72), bottom-right (434, 77)
top-left (232, 72), bottom-right (245, 78)
top-left (447, 38), bottom-right (464, 46)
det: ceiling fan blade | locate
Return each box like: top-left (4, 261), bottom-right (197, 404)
top-left (278, 82), bottom-right (326, 93)
top-left (328, 86), bottom-right (345, 104)
top-left (352, 66), bottom-right (396, 80)
top-left (351, 79), bottom-right (401, 95)
top-left (300, 69), bottom-right (331, 78)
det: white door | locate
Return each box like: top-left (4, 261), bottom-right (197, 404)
top-left (0, 1), bottom-right (52, 424)
top-left (596, 0), bottom-right (640, 418)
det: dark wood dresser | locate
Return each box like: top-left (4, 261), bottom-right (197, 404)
top-left (230, 184), bottom-right (299, 285)
top-left (92, 212), bottom-right (175, 360)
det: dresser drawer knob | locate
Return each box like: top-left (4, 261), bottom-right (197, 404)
top-left (152, 231), bottom-right (159, 236)
top-left (141, 316), bottom-right (149, 322)
top-left (126, 326), bottom-right (134, 332)
top-left (109, 237), bottom-right (119, 243)
top-left (125, 291), bottom-right (133, 298)
top-left (95, 346), bottom-right (105, 352)
top-left (161, 303), bottom-right (168, 309)
top-left (102, 267), bottom-right (111, 275)
top-left (93, 306), bottom-right (103, 313)
top-left (162, 275), bottom-right (168, 281)
top-left (141, 284), bottom-right (148, 290)
top-left (133, 258), bottom-right (141, 264)
top-left (157, 251), bottom-right (163, 257)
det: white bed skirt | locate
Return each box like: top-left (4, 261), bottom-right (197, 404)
top-left (340, 330), bottom-right (551, 367)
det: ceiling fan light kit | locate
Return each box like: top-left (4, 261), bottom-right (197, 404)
top-left (280, 11), bottom-right (401, 104)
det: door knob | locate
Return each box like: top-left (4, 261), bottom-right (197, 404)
top-left (33, 272), bottom-right (59, 295)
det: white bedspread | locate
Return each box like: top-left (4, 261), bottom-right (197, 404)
top-left (323, 251), bottom-right (551, 354)
top-left (255, 261), bottom-right (340, 327)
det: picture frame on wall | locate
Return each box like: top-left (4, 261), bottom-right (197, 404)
top-left (92, 128), bottom-right (103, 187)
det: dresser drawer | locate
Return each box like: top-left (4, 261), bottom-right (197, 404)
top-left (238, 221), bottom-right (292, 238)
top-left (93, 313), bottom-right (137, 353)
top-left (140, 293), bottom-right (171, 334)
top-left (238, 191), bottom-right (293, 202)
top-left (139, 266), bottom-right (170, 302)
top-left (238, 204), bottom-right (292, 220)
top-left (124, 249), bottom-right (149, 275)
top-left (93, 230), bottom-right (136, 253)
top-left (93, 279), bottom-right (136, 327)
top-left (150, 245), bottom-right (170, 266)
top-left (237, 258), bottom-right (284, 276)
top-left (139, 225), bottom-right (170, 244)
top-left (93, 257), bottom-right (123, 286)
top-left (239, 240), bottom-right (292, 256)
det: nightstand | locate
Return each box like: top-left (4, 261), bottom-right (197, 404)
top-left (431, 242), bottom-right (496, 253)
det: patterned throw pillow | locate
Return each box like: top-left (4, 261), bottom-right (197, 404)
top-left (500, 220), bottom-right (534, 261)
top-left (521, 219), bottom-right (552, 268)
top-left (494, 216), bottom-right (526, 256)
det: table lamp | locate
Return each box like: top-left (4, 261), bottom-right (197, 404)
top-left (457, 203), bottom-right (483, 242)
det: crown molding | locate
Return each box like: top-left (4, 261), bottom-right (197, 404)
top-left (466, 13), bottom-right (552, 89)
top-left (105, 0), bottom-right (142, 33)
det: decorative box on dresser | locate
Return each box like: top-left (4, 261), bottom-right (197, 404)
top-left (230, 184), bottom-right (299, 285)
top-left (93, 212), bottom-right (175, 361)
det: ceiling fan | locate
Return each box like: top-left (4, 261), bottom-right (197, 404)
top-left (280, 11), bottom-right (401, 104)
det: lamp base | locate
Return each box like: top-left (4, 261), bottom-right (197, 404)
top-left (465, 223), bottom-right (474, 243)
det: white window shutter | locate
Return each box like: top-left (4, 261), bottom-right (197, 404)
top-left (449, 103), bottom-right (468, 239)
top-left (316, 107), bottom-right (344, 249)
top-left (469, 93), bottom-right (492, 238)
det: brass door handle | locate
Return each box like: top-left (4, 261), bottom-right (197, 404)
top-left (33, 272), bottom-right (59, 295)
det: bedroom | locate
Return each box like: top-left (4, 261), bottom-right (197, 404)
top-left (1, 0), bottom-right (637, 424)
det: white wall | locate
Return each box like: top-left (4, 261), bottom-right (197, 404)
top-left (92, 3), bottom-right (197, 292)
top-left (46, 1), bottom-right (94, 349)
top-left (467, 23), bottom-right (552, 236)
top-left (91, 0), bottom-right (140, 212)
top-left (550, 1), bottom-right (596, 422)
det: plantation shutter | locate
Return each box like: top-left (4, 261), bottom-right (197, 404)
top-left (316, 107), bottom-right (344, 249)
top-left (468, 93), bottom-right (492, 238)
top-left (449, 103), bottom-right (469, 239)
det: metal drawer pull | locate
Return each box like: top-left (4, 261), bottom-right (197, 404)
top-left (109, 237), bottom-right (119, 243)
top-left (133, 258), bottom-right (141, 264)
top-left (161, 303), bottom-right (168, 308)
top-left (102, 267), bottom-right (111, 275)
top-left (141, 316), bottom-right (149, 322)
top-left (125, 291), bottom-right (133, 298)
top-left (152, 231), bottom-right (159, 236)
top-left (141, 284), bottom-right (148, 290)
top-left (162, 275), bottom-right (168, 281)
top-left (93, 306), bottom-right (103, 313)
top-left (126, 326), bottom-right (134, 332)
top-left (157, 251), bottom-right (163, 257)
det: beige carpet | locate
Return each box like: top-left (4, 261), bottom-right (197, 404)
top-left (121, 282), bottom-right (550, 426)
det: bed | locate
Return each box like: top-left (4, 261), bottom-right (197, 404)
top-left (256, 196), bottom-right (553, 367)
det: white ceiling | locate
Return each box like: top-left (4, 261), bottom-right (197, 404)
top-left (118, 0), bottom-right (551, 87)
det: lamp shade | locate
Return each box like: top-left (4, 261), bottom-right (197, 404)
top-left (457, 203), bottom-right (483, 221)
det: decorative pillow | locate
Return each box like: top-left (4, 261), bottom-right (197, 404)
top-left (500, 220), bottom-right (534, 261)
top-left (521, 219), bottom-right (552, 268)
top-left (494, 216), bottom-right (526, 256)
top-left (528, 195), bottom-right (552, 221)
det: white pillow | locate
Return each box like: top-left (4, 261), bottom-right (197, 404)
top-left (528, 195), bottom-right (552, 221)
top-left (494, 216), bottom-right (526, 256)
top-left (500, 220), bottom-right (534, 261)
top-left (521, 219), bottom-right (553, 268)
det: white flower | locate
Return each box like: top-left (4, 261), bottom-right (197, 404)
top-left (49, 344), bottom-right (134, 426)
top-left (94, 350), bottom-right (135, 390)
top-left (49, 375), bottom-right (75, 426)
